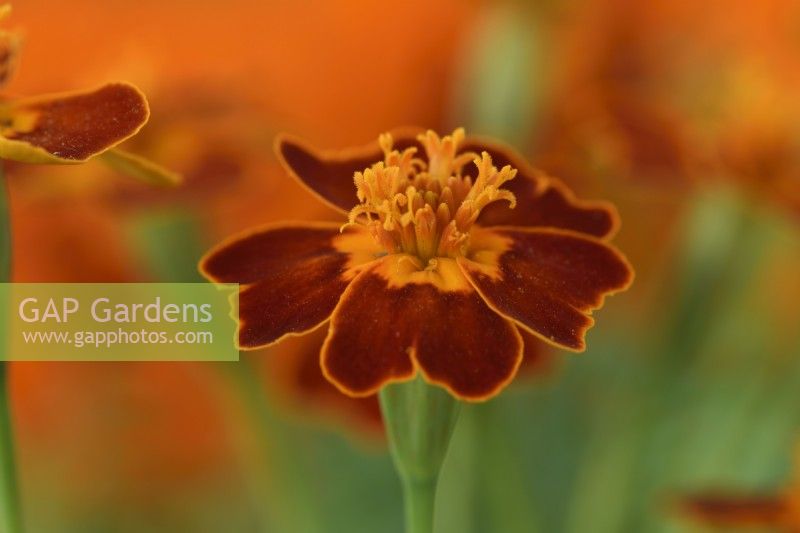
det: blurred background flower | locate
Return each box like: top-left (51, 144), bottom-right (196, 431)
top-left (3, 0), bottom-right (800, 531)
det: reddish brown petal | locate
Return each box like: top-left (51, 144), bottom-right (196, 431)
top-left (680, 494), bottom-right (792, 526)
top-left (321, 255), bottom-right (523, 401)
top-left (462, 136), bottom-right (620, 239)
top-left (458, 227), bottom-right (633, 351)
top-left (200, 222), bottom-right (382, 348)
top-left (0, 83), bottom-right (150, 163)
top-left (275, 126), bottom-right (424, 213)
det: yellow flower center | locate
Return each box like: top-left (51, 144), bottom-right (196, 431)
top-left (346, 128), bottom-right (517, 264)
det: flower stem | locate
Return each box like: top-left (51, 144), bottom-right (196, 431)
top-left (0, 172), bottom-right (20, 533)
top-left (401, 477), bottom-right (437, 533)
top-left (379, 377), bottom-right (460, 533)
top-left (0, 364), bottom-right (18, 533)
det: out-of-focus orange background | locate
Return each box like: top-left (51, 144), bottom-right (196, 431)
top-left (4, 0), bottom-right (800, 532)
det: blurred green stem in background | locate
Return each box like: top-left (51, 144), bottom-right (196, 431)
top-left (131, 211), bottom-right (322, 532)
top-left (449, 1), bottom-right (539, 144)
top-left (225, 358), bottom-right (321, 533)
top-left (380, 378), bottom-right (460, 533)
top-left (0, 171), bottom-right (21, 533)
top-left (127, 210), bottom-right (206, 282)
top-left (622, 186), bottom-right (784, 533)
top-left (0, 364), bottom-right (18, 533)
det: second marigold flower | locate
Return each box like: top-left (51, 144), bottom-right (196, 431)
top-left (200, 128), bottom-right (634, 401)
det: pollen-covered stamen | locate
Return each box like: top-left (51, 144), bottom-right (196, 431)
top-left (346, 129), bottom-right (517, 263)
top-left (420, 128), bottom-right (474, 179)
top-left (453, 153), bottom-right (517, 231)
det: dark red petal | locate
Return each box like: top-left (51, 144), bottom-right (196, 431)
top-left (321, 255), bottom-right (523, 401)
top-left (680, 494), bottom-right (792, 526)
top-left (275, 126), bottom-right (424, 213)
top-left (1, 83), bottom-right (150, 163)
top-left (200, 222), bottom-right (381, 348)
top-left (462, 136), bottom-right (620, 239)
top-left (458, 227), bottom-right (633, 351)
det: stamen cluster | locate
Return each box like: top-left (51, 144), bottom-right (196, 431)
top-left (347, 128), bottom-right (517, 263)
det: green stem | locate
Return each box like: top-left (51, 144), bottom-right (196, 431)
top-left (225, 358), bottom-right (321, 533)
top-left (0, 171), bottom-right (20, 533)
top-left (379, 378), bottom-right (460, 533)
top-left (401, 478), bottom-right (437, 533)
top-left (0, 364), bottom-right (18, 533)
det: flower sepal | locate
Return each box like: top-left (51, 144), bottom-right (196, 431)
top-left (99, 148), bottom-right (182, 187)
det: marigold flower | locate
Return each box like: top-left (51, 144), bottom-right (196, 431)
top-left (677, 440), bottom-right (800, 529)
top-left (201, 128), bottom-right (633, 401)
top-left (680, 492), bottom-right (800, 529)
top-left (0, 5), bottom-right (176, 185)
top-left (534, 0), bottom-right (695, 187)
